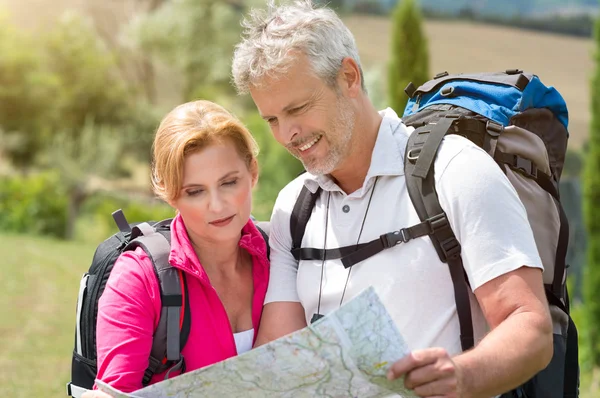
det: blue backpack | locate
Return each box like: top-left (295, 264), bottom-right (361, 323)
top-left (402, 69), bottom-right (578, 398)
top-left (287, 69), bottom-right (579, 397)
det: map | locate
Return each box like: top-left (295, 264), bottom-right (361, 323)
top-left (97, 287), bottom-right (417, 397)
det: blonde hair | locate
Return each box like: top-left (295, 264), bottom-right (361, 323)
top-left (151, 100), bottom-right (259, 202)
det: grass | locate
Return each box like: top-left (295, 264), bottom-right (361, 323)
top-left (0, 233), bottom-right (97, 398)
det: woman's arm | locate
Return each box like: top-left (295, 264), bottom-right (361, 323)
top-left (94, 248), bottom-right (161, 393)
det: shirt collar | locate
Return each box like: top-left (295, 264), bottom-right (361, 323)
top-left (168, 214), bottom-right (268, 281)
top-left (303, 107), bottom-right (411, 195)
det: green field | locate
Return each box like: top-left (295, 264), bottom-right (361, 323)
top-left (0, 234), bottom-right (96, 397)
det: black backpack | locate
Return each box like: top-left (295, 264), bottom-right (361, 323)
top-left (289, 70), bottom-right (578, 398)
top-left (66, 209), bottom-right (270, 397)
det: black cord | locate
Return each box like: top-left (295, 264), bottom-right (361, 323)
top-left (314, 192), bottom-right (331, 320)
top-left (339, 176), bottom-right (379, 307)
top-left (312, 121), bottom-right (400, 323)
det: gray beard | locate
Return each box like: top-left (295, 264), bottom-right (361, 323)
top-left (302, 102), bottom-right (355, 176)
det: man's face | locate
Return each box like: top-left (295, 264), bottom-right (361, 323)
top-left (249, 55), bottom-right (356, 176)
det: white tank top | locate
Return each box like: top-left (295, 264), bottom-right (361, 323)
top-left (233, 328), bottom-right (254, 354)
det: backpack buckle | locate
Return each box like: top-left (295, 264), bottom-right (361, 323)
top-left (406, 148), bottom-right (421, 163)
top-left (380, 230), bottom-right (409, 248)
top-left (515, 156), bottom-right (538, 179)
top-left (485, 121), bottom-right (503, 137)
top-left (429, 213), bottom-right (450, 234)
top-left (441, 237), bottom-right (462, 260)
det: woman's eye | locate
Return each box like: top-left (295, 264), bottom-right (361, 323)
top-left (223, 179), bottom-right (238, 186)
top-left (186, 189), bottom-right (203, 196)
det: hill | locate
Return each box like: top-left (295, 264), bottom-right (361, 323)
top-left (345, 15), bottom-right (593, 149)
top-left (373, 0), bottom-right (598, 19)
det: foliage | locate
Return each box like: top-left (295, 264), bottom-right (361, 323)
top-left (0, 10), bottom-right (153, 170)
top-left (244, 112), bottom-right (304, 221)
top-left (0, 14), bottom-right (53, 169)
top-left (583, 11), bottom-right (600, 368)
top-left (563, 148), bottom-right (585, 178)
top-left (78, 192), bottom-right (175, 244)
top-left (41, 12), bottom-right (135, 134)
top-left (38, 121), bottom-right (130, 239)
top-left (0, 172), bottom-right (68, 239)
top-left (127, 0), bottom-right (244, 104)
top-left (388, 0), bottom-right (430, 115)
top-left (364, 65), bottom-right (388, 111)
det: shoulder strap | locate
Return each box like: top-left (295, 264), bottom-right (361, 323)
top-left (404, 117), bottom-right (475, 351)
top-left (290, 185), bottom-right (321, 252)
top-left (254, 222), bottom-right (271, 259)
top-left (124, 219), bottom-right (190, 385)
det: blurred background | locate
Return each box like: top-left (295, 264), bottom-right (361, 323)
top-left (0, 0), bottom-right (598, 396)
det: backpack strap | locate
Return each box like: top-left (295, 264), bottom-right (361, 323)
top-left (404, 116), bottom-right (475, 351)
top-left (290, 185), bottom-right (321, 253)
top-left (254, 222), bottom-right (271, 259)
top-left (124, 220), bottom-right (191, 386)
top-left (494, 150), bottom-right (571, 300)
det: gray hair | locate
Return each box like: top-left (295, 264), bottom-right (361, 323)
top-left (232, 0), bottom-right (365, 94)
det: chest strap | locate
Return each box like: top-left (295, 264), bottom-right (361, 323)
top-left (291, 213), bottom-right (450, 269)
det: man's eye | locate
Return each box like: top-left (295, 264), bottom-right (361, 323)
top-left (290, 105), bottom-right (306, 114)
top-left (267, 118), bottom-right (278, 126)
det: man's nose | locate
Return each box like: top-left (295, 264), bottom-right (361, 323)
top-left (280, 118), bottom-right (301, 144)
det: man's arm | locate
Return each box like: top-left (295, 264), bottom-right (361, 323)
top-left (388, 141), bottom-right (553, 397)
top-left (388, 269), bottom-right (552, 398)
top-left (255, 302), bottom-right (307, 346)
top-left (453, 266), bottom-right (552, 397)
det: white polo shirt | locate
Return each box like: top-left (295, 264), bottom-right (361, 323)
top-left (265, 108), bottom-right (543, 358)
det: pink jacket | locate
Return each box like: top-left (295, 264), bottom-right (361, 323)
top-left (94, 214), bottom-right (270, 393)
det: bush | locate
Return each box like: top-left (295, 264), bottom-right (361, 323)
top-left (0, 172), bottom-right (68, 238)
top-left (77, 192), bottom-right (175, 244)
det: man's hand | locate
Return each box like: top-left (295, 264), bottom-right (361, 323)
top-left (387, 348), bottom-right (463, 398)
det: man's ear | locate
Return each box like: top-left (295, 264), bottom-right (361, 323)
top-left (338, 57), bottom-right (362, 98)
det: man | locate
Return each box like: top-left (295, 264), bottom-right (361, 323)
top-left (232, 1), bottom-right (553, 397)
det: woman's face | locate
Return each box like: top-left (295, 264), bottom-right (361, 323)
top-left (172, 139), bottom-right (257, 244)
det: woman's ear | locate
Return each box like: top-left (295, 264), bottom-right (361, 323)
top-left (250, 158), bottom-right (259, 188)
top-left (166, 196), bottom-right (178, 212)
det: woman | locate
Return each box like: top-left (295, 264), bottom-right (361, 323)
top-left (84, 100), bottom-right (270, 396)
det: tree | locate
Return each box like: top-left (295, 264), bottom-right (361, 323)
top-left (127, 0), bottom-right (244, 104)
top-left (388, 0), bottom-right (430, 115)
top-left (83, 0), bottom-right (168, 104)
top-left (42, 12), bottom-right (136, 135)
top-left (583, 11), bottom-right (600, 370)
top-left (38, 121), bottom-right (126, 239)
top-left (0, 14), bottom-right (54, 170)
top-left (0, 11), bottom-right (143, 171)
